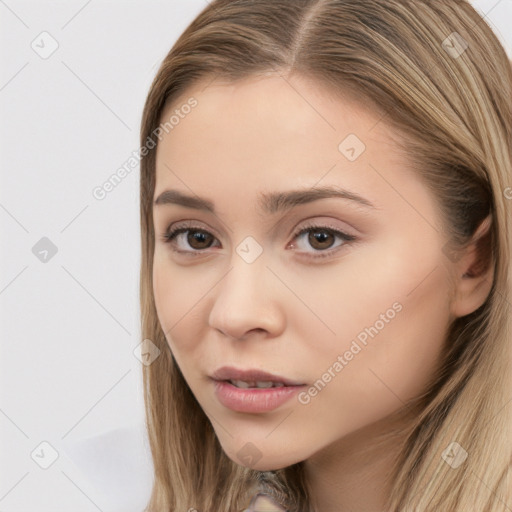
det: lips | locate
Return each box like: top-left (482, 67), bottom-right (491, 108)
top-left (210, 366), bottom-right (306, 413)
top-left (210, 366), bottom-right (304, 387)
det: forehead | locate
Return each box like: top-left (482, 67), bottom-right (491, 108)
top-left (159, 74), bottom-right (384, 146)
top-left (152, 74), bottom-right (421, 220)
top-left (158, 75), bottom-right (403, 165)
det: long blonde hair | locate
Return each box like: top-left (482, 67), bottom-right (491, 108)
top-left (139, 1), bottom-right (512, 510)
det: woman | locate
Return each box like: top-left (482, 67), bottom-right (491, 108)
top-left (139, 0), bottom-right (512, 510)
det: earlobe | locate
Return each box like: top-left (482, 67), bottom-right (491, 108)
top-left (450, 214), bottom-right (494, 318)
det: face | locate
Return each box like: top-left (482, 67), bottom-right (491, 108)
top-left (152, 74), bottom-right (456, 471)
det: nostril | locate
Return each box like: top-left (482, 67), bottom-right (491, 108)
top-left (237, 327), bottom-right (267, 341)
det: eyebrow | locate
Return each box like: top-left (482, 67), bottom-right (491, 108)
top-left (153, 186), bottom-right (375, 214)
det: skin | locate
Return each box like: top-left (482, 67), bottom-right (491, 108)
top-left (151, 73), bottom-right (493, 511)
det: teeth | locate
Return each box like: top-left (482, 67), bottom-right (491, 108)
top-left (229, 380), bottom-right (285, 389)
top-left (256, 381), bottom-right (274, 388)
top-left (231, 380), bottom-right (251, 388)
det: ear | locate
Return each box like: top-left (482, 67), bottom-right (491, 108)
top-left (449, 214), bottom-right (494, 318)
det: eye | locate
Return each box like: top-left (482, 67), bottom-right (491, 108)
top-left (288, 222), bottom-right (356, 259)
top-left (159, 223), bottom-right (219, 255)
top-left (159, 220), bottom-right (356, 260)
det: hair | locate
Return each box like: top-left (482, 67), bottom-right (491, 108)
top-left (138, 1), bottom-right (512, 510)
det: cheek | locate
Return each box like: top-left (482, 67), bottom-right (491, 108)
top-left (152, 252), bottom-right (227, 379)
top-left (153, 255), bottom-right (174, 330)
top-left (294, 244), bottom-right (452, 434)
top-left (152, 253), bottom-right (204, 355)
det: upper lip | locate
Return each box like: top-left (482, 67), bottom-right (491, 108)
top-left (210, 366), bottom-right (305, 386)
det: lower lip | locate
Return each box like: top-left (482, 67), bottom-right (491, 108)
top-left (213, 380), bottom-right (305, 413)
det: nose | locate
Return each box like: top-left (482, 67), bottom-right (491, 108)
top-left (207, 255), bottom-right (286, 341)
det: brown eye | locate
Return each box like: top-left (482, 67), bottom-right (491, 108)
top-left (162, 222), bottom-right (356, 260)
top-left (186, 229), bottom-right (215, 250)
top-left (291, 223), bottom-right (356, 260)
top-left (162, 226), bottom-right (219, 253)
top-left (308, 229), bottom-right (336, 250)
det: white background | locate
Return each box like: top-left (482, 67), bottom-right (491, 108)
top-left (1, 1), bottom-right (511, 511)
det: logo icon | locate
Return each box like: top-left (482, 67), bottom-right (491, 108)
top-left (338, 134), bottom-right (366, 162)
top-left (442, 441), bottom-right (468, 469)
top-left (236, 236), bottom-right (263, 264)
top-left (442, 32), bottom-right (469, 59)
top-left (236, 442), bottom-right (263, 468)
top-left (133, 339), bottom-right (161, 366)
top-left (31, 31), bottom-right (59, 60)
top-left (32, 237), bottom-right (58, 263)
top-left (441, 240), bottom-right (463, 264)
top-left (31, 441), bottom-right (59, 469)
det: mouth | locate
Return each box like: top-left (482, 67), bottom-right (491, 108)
top-left (226, 379), bottom-right (287, 389)
top-left (210, 365), bottom-right (305, 387)
top-left (210, 366), bottom-right (306, 413)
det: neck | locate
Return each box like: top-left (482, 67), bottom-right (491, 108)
top-left (304, 408), bottom-right (415, 512)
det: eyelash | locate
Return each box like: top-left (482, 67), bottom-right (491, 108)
top-left (159, 221), bottom-right (357, 260)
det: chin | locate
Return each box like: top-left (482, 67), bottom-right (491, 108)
top-left (220, 441), bottom-right (305, 471)
top-left (235, 457), bottom-right (297, 472)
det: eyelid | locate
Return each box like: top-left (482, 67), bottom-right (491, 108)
top-left (164, 215), bottom-right (358, 241)
top-left (287, 216), bottom-right (358, 239)
top-left (164, 219), bottom-right (220, 242)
